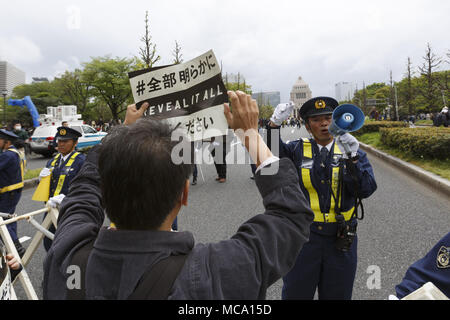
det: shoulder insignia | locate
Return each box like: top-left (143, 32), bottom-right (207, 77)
top-left (437, 246), bottom-right (450, 269)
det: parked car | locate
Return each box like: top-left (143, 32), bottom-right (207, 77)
top-left (30, 124), bottom-right (107, 157)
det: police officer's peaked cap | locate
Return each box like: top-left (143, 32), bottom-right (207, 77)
top-left (299, 96), bottom-right (339, 120)
top-left (56, 127), bottom-right (82, 141)
top-left (0, 129), bottom-right (18, 141)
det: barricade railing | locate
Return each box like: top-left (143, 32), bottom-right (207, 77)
top-left (0, 205), bottom-right (58, 300)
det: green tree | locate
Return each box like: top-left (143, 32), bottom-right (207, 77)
top-left (259, 105), bottom-right (274, 119)
top-left (436, 69), bottom-right (449, 108)
top-left (418, 43), bottom-right (443, 112)
top-left (223, 73), bottom-right (252, 94)
top-left (52, 69), bottom-right (92, 117)
top-left (11, 82), bottom-right (62, 126)
top-left (225, 81), bottom-right (252, 94)
top-left (81, 56), bottom-right (134, 121)
top-left (403, 57), bottom-right (415, 114)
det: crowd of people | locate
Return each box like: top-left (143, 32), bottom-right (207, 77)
top-left (367, 106), bottom-right (450, 127)
top-left (0, 92), bottom-right (448, 300)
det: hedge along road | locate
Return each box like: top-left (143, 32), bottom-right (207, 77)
top-left (11, 126), bottom-right (450, 300)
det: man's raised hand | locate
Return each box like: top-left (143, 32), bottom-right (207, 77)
top-left (124, 102), bottom-right (150, 125)
top-left (224, 90), bottom-right (273, 168)
top-left (224, 90), bottom-right (259, 132)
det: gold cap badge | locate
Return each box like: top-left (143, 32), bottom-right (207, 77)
top-left (315, 100), bottom-right (326, 109)
top-left (60, 129), bottom-right (66, 136)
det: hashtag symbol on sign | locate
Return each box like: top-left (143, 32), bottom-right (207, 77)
top-left (136, 80), bottom-right (146, 96)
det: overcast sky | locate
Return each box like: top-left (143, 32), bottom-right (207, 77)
top-left (1, 0), bottom-right (449, 101)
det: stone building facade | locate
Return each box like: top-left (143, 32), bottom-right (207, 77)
top-left (290, 76), bottom-right (312, 118)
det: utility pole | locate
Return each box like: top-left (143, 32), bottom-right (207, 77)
top-left (394, 85), bottom-right (399, 121)
top-left (2, 89), bottom-right (8, 128)
top-left (442, 90), bottom-right (447, 107)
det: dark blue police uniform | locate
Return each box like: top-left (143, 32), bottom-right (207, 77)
top-left (395, 232), bottom-right (450, 298)
top-left (45, 151), bottom-right (85, 198)
top-left (267, 97), bottom-right (377, 299)
top-left (43, 127), bottom-right (85, 251)
top-left (0, 130), bottom-right (25, 251)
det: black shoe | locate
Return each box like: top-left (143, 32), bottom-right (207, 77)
top-left (250, 175), bottom-right (255, 180)
top-left (192, 178), bottom-right (197, 185)
top-left (14, 240), bottom-right (25, 258)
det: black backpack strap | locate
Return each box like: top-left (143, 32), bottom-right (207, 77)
top-left (66, 240), bottom-right (95, 300)
top-left (66, 241), bottom-right (189, 300)
top-left (128, 254), bottom-right (189, 300)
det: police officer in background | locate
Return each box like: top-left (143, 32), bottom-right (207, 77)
top-left (0, 129), bottom-right (26, 256)
top-left (39, 127), bottom-right (85, 251)
top-left (267, 97), bottom-right (377, 299)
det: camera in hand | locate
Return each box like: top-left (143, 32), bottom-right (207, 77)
top-left (335, 215), bottom-right (356, 252)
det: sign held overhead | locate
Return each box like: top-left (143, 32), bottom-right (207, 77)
top-left (129, 50), bottom-right (228, 141)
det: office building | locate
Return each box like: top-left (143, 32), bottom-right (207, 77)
top-left (0, 61), bottom-right (26, 95)
top-left (252, 91), bottom-right (280, 107)
top-left (335, 81), bottom-right (355, 102)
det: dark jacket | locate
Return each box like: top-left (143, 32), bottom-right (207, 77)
top-left (12, 129), bottom-right (29, 141)
top-left (43, 149), bottom-right (314, 300)
top-left (395, 232), bottom-right (450, 298)
top-left (0, 146), bottom-right (23, 212)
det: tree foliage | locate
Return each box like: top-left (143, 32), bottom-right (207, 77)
top-left (81, 56), bottom-right (135, 120)
top-left (52, 69), bottom-right (91, 115)
top-left (417, 43), bottom-right (443, 112)
top-left (352, 43), bottom-right (449, 117)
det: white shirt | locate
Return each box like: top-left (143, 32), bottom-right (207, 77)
top-left (58, 152), bottom-right (73, 167)
top-left (317, 140), bottom-right (334, 153)
top-left (255, 156), bottom-right (280, 173)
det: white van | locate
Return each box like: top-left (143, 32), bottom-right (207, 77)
top-left (30, 124), bottom-right (107, 157)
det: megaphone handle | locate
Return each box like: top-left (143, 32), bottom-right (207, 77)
top-left (338, 136), bottom-right (352, 156)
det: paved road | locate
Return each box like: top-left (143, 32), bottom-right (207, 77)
top-left (9, 127), bottom-right (450, 300)
top-left (25, 153), bottom-right (51, 170)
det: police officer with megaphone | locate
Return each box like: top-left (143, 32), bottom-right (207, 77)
top-left (267, 96), bottom-right (377, 300)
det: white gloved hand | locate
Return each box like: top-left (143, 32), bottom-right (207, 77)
top-left (47, 194), bottom-right (66, 208)
top-left (39, 167), bottom-right (51, 179)
top-left (270, 102), bottom-right (294, 126)
top-left (336, 133), bottom-right (359, 158)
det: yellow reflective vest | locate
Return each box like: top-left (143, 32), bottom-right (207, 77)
top-left (49, 152), bottom-right (81, 197)
top-left (299, 138), bottom-right (355, 223)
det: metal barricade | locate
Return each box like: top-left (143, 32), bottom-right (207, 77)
top-left (0, 205), bottom-right (58, 300)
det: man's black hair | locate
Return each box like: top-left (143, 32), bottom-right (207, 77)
top-left (13, 139), bottom-right (26, 149)
top-left (98, 118), bottom-right (193, 230)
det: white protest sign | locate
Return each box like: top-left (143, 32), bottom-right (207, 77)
top-left (128, 50), bottom-right (228, 141)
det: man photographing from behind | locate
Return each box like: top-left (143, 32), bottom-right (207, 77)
top-left (43, 90), bottom-right (314, 299)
